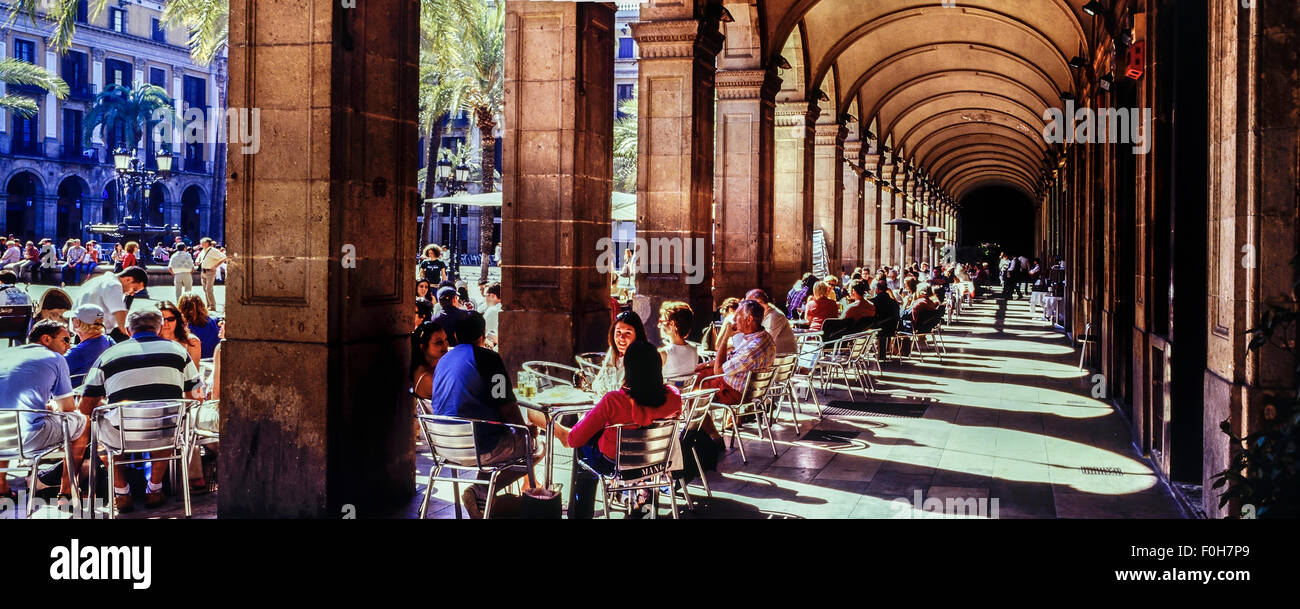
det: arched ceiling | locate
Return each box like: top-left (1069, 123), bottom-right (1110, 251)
top-left (758, 0), bottom-right (1095, 205)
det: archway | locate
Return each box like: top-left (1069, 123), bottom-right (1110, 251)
top-left (957, 185), bottom-right (1035, 265)
top-left (56, 176), bottom-right (89, 242)
top-left (101, 179), bottom-right (120, 225)
top-left (147, 183), bottom-right (168, 228)
top-left (181, 185), bottom-right (203, 240)
top-left (4, 171), bottom-right (43, 238)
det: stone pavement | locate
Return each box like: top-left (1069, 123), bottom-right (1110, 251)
top-left (411, 295), bottom-right (1186, 519)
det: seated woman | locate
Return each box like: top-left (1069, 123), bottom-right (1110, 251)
top-left (552, 340), bottom-right (682, 519)
top-left (703, 297), bottom-right (740, 352)
top-left (657, 300), bottom-right (698, 385)
top-left (179, 295), bottom-right (222, 359)
top-left (157, 300), bottom-right (202, 365)
top-left (589, 311), bottom-right (647, 395)
top-left (803, 281), bottom-right (839, 331)
top-left (410, 320), bottom-right (451, 401)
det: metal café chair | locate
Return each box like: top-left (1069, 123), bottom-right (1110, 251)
top-left (676, 388), bottom-right (720, 501)
top-left (579, 418), bottom-right (684, 519)
top-left (700, 367), bottom-right (779, 464)
top-left (415, 415), bottom-right (535, 519)
top-left (90, 399), bottom-right (195, 519)
top-left (0, 409), bottom-right (82, 517)
top-left (521, 361), bottom-right (584, 391)
top-left (814, 334), bottom-right (864, 400)
top-left (574, 352), bottom-right (604, 382)
top-left (789, 332), bottom-right (826, 416)
top-left (849, 329), bottom-right (883, 389)
top-left (765, 353), bottom-right (802, 427)
top-left (665, 373), bottom-right (699, 392)
top-left (1078, 323), bottom-right (1097, 371)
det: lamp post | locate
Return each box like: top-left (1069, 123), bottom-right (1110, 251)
top-left (436, 158), bottom-right (471, 279)
top-left (112, 147), bottom-right (173, 264)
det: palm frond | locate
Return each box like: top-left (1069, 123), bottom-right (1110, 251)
top-left (0, 58), bottom-right (70, 99)
top-left (160, 0), bottom-right (230, 66)
top-left (0, 94), bottom-right (40, 118)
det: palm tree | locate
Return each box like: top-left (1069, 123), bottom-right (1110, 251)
top-left (0, 58), bottom-right (69, 118)
top-left (419, 0), bottom-right (470, 247)
top-left (445, 0), bottom-right (504, 278)
top-left (82, 84), bottom-right (174, 153)
top-left (6, 0), bottom-right (227, 65)
top-left (613, 95), bottom-right (638, 194)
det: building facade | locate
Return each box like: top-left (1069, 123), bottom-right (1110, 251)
top-left (0, 0), bottom-right (227, 245)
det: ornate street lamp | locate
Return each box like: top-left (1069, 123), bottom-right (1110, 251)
top-left (108, 147), bottom-right (175, 264)
top-left (435, 159), bottom-right (472, 279)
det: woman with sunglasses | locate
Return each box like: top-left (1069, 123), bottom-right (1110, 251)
top-left (157, 300), bottom-right (202, 365)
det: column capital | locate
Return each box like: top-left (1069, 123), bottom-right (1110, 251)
top-left (775, 100), bottom-right (819, 127)
top-left (629, 19), bottom-right (723, 60)
top-left (90, 47), bottom-right (105, 61)
top-left (814, 122), bottom-right (846, 146)
top-left (715, 68), bottom-right (782, 100)
top-left (843, 140), bottom-right (863, 157)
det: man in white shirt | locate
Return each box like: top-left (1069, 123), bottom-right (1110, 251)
top-left (196, 238), bottom-right (227, 310)
top-left (75, 266), bottom-right (148, 342)
top-left (168, 246), bottom-right (196, 301)
top-left (744, 288), bottom-right (797, 354)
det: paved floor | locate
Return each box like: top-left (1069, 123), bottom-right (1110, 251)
top-left (411, 294), bottom-right (1184, 519)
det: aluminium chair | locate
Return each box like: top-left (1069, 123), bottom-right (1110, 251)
top-left (0, 409), bottom-right (81, 517)
top-left (90, 399), bottom-right (195, 519)
top-left (416, 414), bottom-right (535, 519)
top-left (579, 418), bottom-right (684, 519)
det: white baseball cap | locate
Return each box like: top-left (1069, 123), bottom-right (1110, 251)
top-left (63, 304), bottom-right (106, 325)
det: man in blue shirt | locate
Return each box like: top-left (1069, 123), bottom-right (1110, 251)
top-left (429, 312), bottom-right (534, 517)
top-left (63, 304), bottom-right (115, 381)
top-left (0, 320), bottom-right (89, 500)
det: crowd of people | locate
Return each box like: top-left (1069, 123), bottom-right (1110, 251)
top-left (0, 295), bottom-right (223, 512)
top-left (0, 234), bottom-right (229, 312)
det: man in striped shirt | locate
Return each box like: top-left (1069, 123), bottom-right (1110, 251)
top-left (78, 310), bottom-right (203, 511)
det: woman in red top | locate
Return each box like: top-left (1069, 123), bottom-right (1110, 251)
top-left (122, 241), bottom-right (139, 268)
top-left (554, 340), bottom-right (682, 519)
top-left (803, 281), bottom-right (839, 331)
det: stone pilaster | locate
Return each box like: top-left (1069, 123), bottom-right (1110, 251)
top-left (863, 151), bottom-right (882, 270)
top-left (630, 16), bottom-right (723, 338)
top-left (500, 0), bottom-right (615, 367)
top-left (222, 0), bottom-right (421, 517)
top-left (812, 122), bottom-right (846, 275)
top-left (773, 100), bottom-right (818, 306)
top-left (713, 67), bottom-right (780, 308)
top-left (841, 139), bottom-right (863, 272)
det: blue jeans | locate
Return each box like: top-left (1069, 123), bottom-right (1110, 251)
top-left (567, 437), bottom-right (615, 520)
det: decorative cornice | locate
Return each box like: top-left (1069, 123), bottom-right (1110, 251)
top-left (774, 100), bottom-right (819, 127)
top-left (843, 140), bottom-right (863, 155)
top-left (716, 69), bottom-right (781, 100)
top-left (814, 123), bottom-right (846, 146)
top-left (629, 20), bottom-right (723, 60)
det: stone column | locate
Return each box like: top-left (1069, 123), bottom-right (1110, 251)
top-left (879, 157), bottom-right (896, 267)
top-left (221, 0), bottom-right (421, 517)
top-left (863, 152), bottom-right (881, 270)
top-left (630, 14), bottom-right (723, 338)
top-left (1202, 0), bottom-right (1300, 517)
top-left (499, 1), bottom-right (615, 367)
top-left (713, 68), bottom-right (780, 308)
top-left (812, 122), bottom-right (846, 275)
top-left (841, 139), bottom-right (862, 272)
top-left (773, 100), bottom-right (818, 306)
